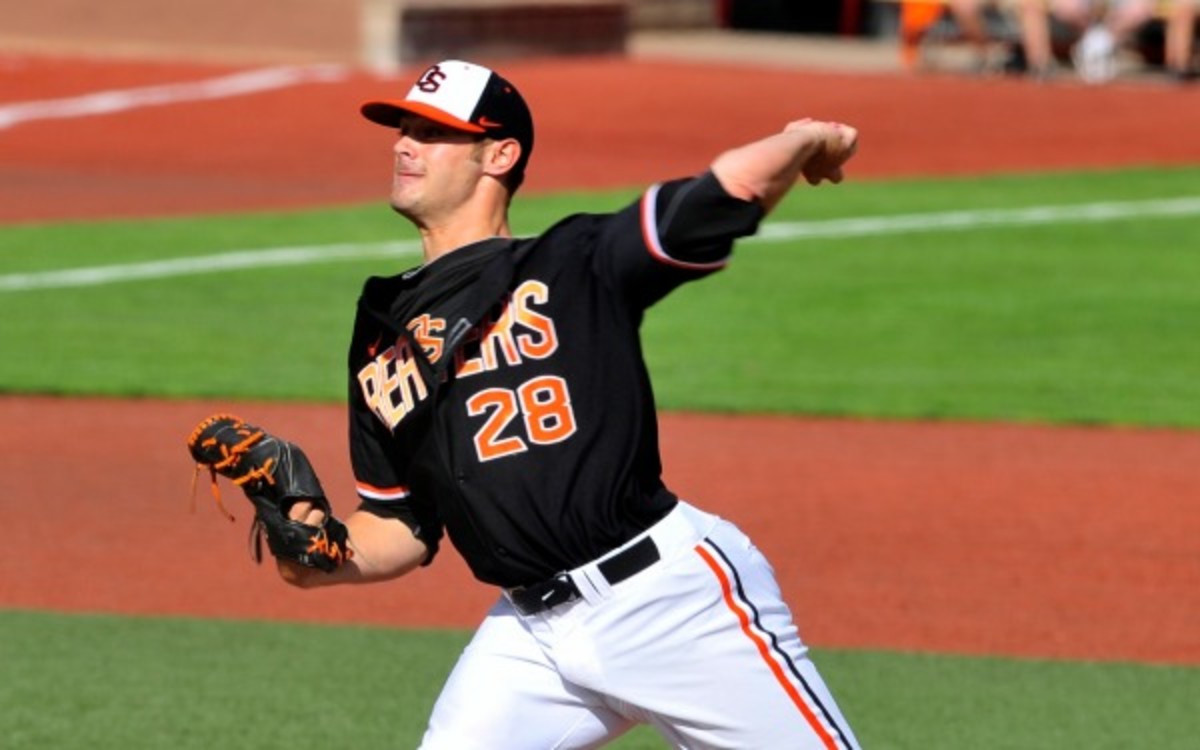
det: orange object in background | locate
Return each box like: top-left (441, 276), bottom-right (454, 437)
top-left (900, 1), bottom-right (947, 68)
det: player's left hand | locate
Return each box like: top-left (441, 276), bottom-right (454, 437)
top-left (186, 413), bottom-right (351, 572)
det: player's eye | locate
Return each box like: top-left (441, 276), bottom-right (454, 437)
top-left (399, 123), bottom-right (444, 141)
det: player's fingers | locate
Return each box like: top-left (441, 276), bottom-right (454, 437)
top-left (837, 124), bottom-right (859, 155)
top-left (288, 499), bottom-right (313, 521)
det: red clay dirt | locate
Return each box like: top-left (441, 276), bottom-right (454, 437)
top-left (2, 52), bottom-right (1198, 665)
top-left (5, 54), bottom-right (1200, 223)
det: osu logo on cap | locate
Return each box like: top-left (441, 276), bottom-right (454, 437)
top-left (417, 65), bottom-right (447, 93)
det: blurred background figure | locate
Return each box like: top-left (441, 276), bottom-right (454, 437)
top-left (1016, 0), bottom-right (1156, 82)
top-left (946, 0), bottom-right (1010, 69)
top-left (1165, 0), bottom-right (1199, 80)
top-left (899, 0), bottom-right (956, 68)
top-left (899, 0), bottom-right (1024, 73)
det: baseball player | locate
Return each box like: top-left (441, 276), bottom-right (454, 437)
top-left (213, 60), bottom-right (862, 748)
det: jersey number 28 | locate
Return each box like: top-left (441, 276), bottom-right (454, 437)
top-left (466, 375), bottom-right (577, 462)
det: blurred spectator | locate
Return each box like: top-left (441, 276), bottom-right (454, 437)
top-left (901, 1), bottom-right (1021, 72)
top-left (1017, 0), bottom-right (1156, 82)
top-left (900, 1), bottom-right (955, 68)
top-left (945, 0), bottom-right (1019, 70)
top-left (1165, 0), bottom-right (1198, 80)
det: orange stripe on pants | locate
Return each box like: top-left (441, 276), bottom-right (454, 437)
top-left (695, 544), bottom-right (838, 750)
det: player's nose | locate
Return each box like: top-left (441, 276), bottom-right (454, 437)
top-left (393, 132), bottom-right (417, 157)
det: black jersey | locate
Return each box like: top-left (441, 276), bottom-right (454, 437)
top-left (346, 172), bottom-right (762, 587)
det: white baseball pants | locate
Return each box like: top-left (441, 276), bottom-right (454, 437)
top-left (419, 501), bottom-right (862, 749)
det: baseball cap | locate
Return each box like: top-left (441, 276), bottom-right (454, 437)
top-left (361, 60), bottom-right (534, 180)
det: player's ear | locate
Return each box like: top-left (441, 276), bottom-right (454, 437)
top-left (482, 138), bottom-right (521, 179)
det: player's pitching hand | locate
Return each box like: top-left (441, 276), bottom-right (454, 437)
top-left (785, 119), bottom-right (858, 186)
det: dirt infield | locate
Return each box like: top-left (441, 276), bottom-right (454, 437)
top-left (2, 51), bottom-right (1198, 665)
top-left (5, 53), bottom-right (1200, 223)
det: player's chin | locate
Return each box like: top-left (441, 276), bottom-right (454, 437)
top-left (389, 198), bottom-right (416, 219)
top-left (389, 182), bottom-right (419, 215)
top-left (389, 190), bottom-right (418, 216)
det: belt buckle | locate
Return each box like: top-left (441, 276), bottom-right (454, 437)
top-left (510, 573), bottom-right (579, 615)
top-left (541, 573), bottom-right (576, 607)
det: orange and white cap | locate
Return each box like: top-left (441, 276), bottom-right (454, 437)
top-left (361, 60), bottom-right (534, 169)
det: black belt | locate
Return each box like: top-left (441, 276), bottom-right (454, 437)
top-left (508, 536), bottom-right (661, 616)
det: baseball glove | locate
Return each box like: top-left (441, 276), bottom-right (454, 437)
top-left (186, 413), bottom-right (351, 572)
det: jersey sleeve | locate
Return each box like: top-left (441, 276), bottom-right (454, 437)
top-left (595, 171), bottom-right (764, 308)
top-left (348, 395), bottom-right (443, 564)
top-left (346, 303), bottom-right (444, 564)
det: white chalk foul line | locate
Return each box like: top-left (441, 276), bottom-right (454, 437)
top-left (1, 196), bottom-right (1197, 292)
top-left (749, 195), bottom-right (1200, 242)
top-left (0, 64), bottom-right (349, 130)
top-left (0, 241), bottom-right (421, 292)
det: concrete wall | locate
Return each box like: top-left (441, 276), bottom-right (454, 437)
top-left (0, 0), bottom-right (362, 64)
top-left (0, 0), bottom-right (720, 67)
top-left (631, 0), bottom-right (719, 29)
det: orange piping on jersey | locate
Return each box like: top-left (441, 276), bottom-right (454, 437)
top-left (695, 544), bottom-right (838, 750)
top-left (639, 184), bottom-right (729, 272)
top-left (355, 481), bottom-right (412, 501)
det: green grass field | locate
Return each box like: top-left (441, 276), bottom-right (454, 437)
top-left (3, 610), bottom-right (1197, 750)
top-left (3, 165), bottom-right (1198, 748)
top-left (2, 166), bottom-right (1198, 425)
